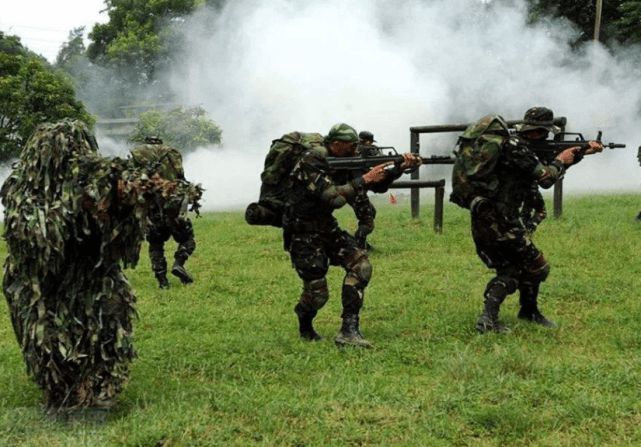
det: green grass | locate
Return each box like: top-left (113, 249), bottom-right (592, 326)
top-left (0, 194), bottom-right (640, 446)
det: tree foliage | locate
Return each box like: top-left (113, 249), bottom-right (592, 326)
top-left (613, 1), bottom-right (641, 45)
top-left (87, 0), bottom-right (198, 87)
top-left (524, 0), bottom-right (641, 45)
top-left (129, 106), bottom-right (222, 151)
top-left (0, 32), bottom-right (93, 161)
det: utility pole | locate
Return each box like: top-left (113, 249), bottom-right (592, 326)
top-left (594, 0), bottom-right (603, 41)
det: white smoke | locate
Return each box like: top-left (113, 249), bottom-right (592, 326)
top-left (162, 0), bottom-right (641, 211)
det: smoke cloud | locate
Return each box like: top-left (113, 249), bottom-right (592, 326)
top-left (157, 0), bottom-right (640, 211)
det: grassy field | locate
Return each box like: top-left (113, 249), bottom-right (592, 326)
top-left (0, 194), bottom-right (640, 446)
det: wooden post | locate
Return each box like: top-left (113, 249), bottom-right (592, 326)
top-left (594, 0), bottom-right (603, 41)
top-left (553, 122), bottom-right (566, 218)
top-left (434, 185), bottom-right (445, 233)
top-left (410, 131), bottom-right (420, 218)
top-left (553, 179), bottom-right (563, 218)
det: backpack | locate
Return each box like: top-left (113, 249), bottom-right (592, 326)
top-left (450, 115), bottom-right (508, 209)
top-left (130, 144), bottom-right (185, 181)
top-left (245, 132), bottom-right (326, 227)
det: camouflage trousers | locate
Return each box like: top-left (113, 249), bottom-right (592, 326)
top-left (147, 216), bottom-right (196, 276)
top-left (471, 200), bottom-right (550, 303)
top-left (354, 197), bottom-right (376, 249)
top-left (285, 225), bottom-right (372, 317)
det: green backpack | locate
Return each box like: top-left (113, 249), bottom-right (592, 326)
top-left (130, 144), bottom-right (185, 181)
top-left (450, 114), bottom-right (509, 209)
top-left (245, 131), bottom-right (326, 227)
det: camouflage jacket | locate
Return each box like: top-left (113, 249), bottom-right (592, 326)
top-left (285, 150), bottom-right (366, 231)
top-left (520, 182), bottom-right (547, 232)
top-left (490, 136), bottom-right (563, 221)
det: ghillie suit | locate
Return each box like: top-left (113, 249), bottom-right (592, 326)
top-left (1, 120), bottom-right (194, 411)
top-left (129, 140), bottom-right (203, 287)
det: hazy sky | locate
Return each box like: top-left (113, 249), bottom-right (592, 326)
top-left (0, 0), bottom-right (107, 62)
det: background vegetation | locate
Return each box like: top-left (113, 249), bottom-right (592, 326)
top-left (0, 194), bottom-right (639, 446)
top-left (2, 0), bottom-right (641, 159)
top-left (0, 32), bottom-right (93, 161)
top-left (129, 106), bottom-right (222, 151)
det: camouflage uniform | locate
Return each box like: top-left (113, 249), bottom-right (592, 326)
top-left (0, 120), bottom-right (186, 411)
top-left (130, 139), bottom-right (200, 288)
top-left (276, 124), bottom-right (400, 347)
top-left (349, 131), bottom-right (383, 250)
top-left (521, 183), bottom-right (547, 234)
top-left (454, 110), bottom-right (567, 333)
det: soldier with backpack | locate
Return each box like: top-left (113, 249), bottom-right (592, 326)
top-left (130, 137), bottom-right (203, 289)
top-left (247, 123), bottom-right (420, 347)
top-left (450, 108), bottom-right (603, 333)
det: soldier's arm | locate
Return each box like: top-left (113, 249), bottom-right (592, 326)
top-left (293, 151), bottom-right (366, 209)
top-left (503, 137), bottom-right (565, 189)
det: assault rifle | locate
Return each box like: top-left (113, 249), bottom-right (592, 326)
top-left (525, 131), bottom-right (625, 163)
top-left (327, 147), bottom-right (454, 173)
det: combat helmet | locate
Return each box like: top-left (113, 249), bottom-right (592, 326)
top-left (515, 107), bottom-right (561, 134)
top-left (358, 130), bottom-right (376, 143)
top-left (324, 123), bottom-right (359, 144)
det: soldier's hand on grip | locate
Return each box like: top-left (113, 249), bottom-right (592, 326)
top-left (400, 153), bottom-right (422, 170)
top-left (555, 147), bottom-right (580, 166)
top-left (585, 140), bottom-right (604, 155)
top-left (362, 162), bottom-right (393, 185)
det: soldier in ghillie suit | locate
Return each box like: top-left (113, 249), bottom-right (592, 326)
top-left (130, 137), bottom-right (203, 288)
top-left (450, 108), bottom-right (603, 333)
top-left (269, 123), bottom-right (421, 347)
top-left (1, 120), bottom-right (194, 411)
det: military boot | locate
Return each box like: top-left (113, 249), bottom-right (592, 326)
top-left (335, 314), bottom-right (372, 348)
top-left (155, 273), bottom-right (169, 289)
top-left (518, 284), bottom-right (556, 328)
top-left (518, 300), bottom-right (556, 328)
top-left (171, 259), bottom-right (194, 284)
top-left (294, 304), bottom-right (321, 341)
top-left (476, 295), bottom-right (508, 334)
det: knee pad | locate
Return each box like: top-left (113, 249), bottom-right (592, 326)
top-left (173, 219), bottom-right (194, 244)
top-left (344, 254), bottom-right (372, 288)
top-left (485, 275), bottom-right (518, 300)
top-left (302, 278), bottom-right (329, 310)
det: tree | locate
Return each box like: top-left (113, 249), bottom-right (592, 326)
top-left (612, 1), bottom-right (641, 45)
top-left (525, 0), bottom-right (623, 44)
top-left (55, 27), bottom-right (86, 68)
top-left (0, 32), bottom-right (94, 161)
top-left (129, 106), bottom-right (222, 151)
top-left (87, 0), bottom-right (198, 87)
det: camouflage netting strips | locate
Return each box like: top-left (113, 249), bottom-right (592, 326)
top-left (0, 120), bottom-right (200, 411)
